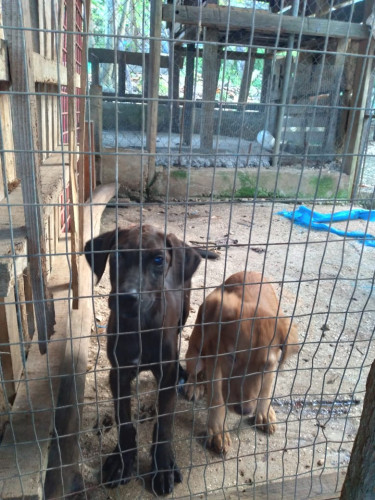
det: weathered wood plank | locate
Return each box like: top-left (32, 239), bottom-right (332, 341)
top-left (78, 0), bottom-right (91, 251)
top-left (341, 358), bottom-right (375, 499)
top-left (0, 39), bottom-right (10, 82)
top-left (182, 44), bottom-right (195, 145)
top-left (66, 0), bottom-right (79, 308)
top-left (0, 153), bottom-right (69, 298)
top-left (0, 89), bottom-right (17, 184)
top-left (146, 0), bottom-right (163, 184)
top-left (88, 47), bottom-right (169, 67)
top-left (44, 183), bottom-right (117, 498)
top-left (162, 4), bottom-right (370, 40)
top-left (0, 290), bottom-right (20, 402)
top-left (0, 248), bottom-right (71, 500)
top-left (200, 28), bottom-right (220, 151)
top-left (89, 84), bottom-right (103, 183)
top-left (3, 1), bottom-right (55, 354)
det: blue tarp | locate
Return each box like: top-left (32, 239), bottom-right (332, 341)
top-left (277, 206), bottom-right (375, 247)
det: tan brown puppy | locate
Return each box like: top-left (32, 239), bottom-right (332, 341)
top-left (184, 271), bottom-right (299, 455)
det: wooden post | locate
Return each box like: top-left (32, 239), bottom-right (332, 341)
top-left (183, 44), bottom-right (196, 146)
top-left (341, 0), bottom-right (374, 193)
top-left (200, 28), bottom-right (219, 151)
top-left (23, 265), bottom-right (35, 339)
top-left (323, 38), bottom-right (348, 157)
top-left (0, 290), bottom-right (21, 401)
top-left (146, 0), bottom-right (162, 185)
top-left (340, 358), bottom-right (375, 499)
top-left (91, 59), bottom-right (100, 85)
top-left (169, 45), bottom-right (182, 134)
top-left (90, 84), bottom-right (103, 184)
top-left (78, 0), bottom-right (92, 251)
top-left (342, 40), bottom-right (374, 177)
top-left (118, 54), bottom-right (126, 96)
top-left (67, 0), bottom-right (79, 309)
top-left (238, 49), bottom-right (255, 109)
top-left (3, 1), bottom-right (55, 354)
top-left (273, 0), bottom-right (299, 165)
top-left (0, 10), bottom-right (16, 189)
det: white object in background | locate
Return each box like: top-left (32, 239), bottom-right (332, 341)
top-left (257, 130), bottom-right (275, 151)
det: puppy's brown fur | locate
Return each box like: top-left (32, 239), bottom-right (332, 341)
top-left (185, 271), bottom-right (299, 455)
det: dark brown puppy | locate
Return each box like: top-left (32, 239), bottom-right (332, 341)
top-left (184, 271), bottom-right (299, 455)
top-left (85, 225), bottom-right (217, 495)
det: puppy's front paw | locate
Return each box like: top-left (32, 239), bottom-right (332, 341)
top-left (151, 444), bottom-right (182, 495)
top-left (255, 405), bottom-right (277, 434)
top-left (206, 424), bottom-right (232, 455)
top-left (102, 446), bottom-right (136, 488)
top-left (184, 374), bottom-right (205, 401)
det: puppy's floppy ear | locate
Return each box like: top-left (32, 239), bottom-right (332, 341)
top-left (167, 233), bottom-right (202, 281)
top-left (84, 230), bottom-right (116, 283)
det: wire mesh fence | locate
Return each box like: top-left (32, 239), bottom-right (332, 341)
top-left (0, 0), bottom-right (374, 499)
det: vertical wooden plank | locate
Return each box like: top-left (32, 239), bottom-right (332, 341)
top-left (47, 84), bottom-right (54, 155)
top-left (323, 37), bottom-right (348, 156)
top-left (16, 272), bottom-right (30, 346)
top-left (0, 91), bottom-right (17, 183)
top-left (82, 121), bottom-right (96, 201)
top-left (78, 0), bottom-right (92, 254)
top-left (342, 40), bottom-right (375, 176)
top-left (24, 265), bottom-right (35, 340)
top-left (3, 1), bottom-right (55, 354)
top-left (146, 0), bottom-right (162, 184)
top-left (40, 83), bottom-right (47, 161)
top-left (0, 288), bottom-right (24, 402)
top-left (78, 0), bottom-right (95, 251)
top-left (238, 50), bottom-right (255, 108)
top-left (341, 358), bottom-right (375, 499)
top-left (118, 55), bottom-right (126, 96)
top-left (342, 0), bottom-right (374, 185)
top-left (67, 0), bottom-right (79, 308)
top-left (200, 28), bottom-right (219, 151)
top-left (0, 294), bottom-right (18, 402)
top-left (38, 0), bottom-right (45, 57)
top-left (0, 8), bottom-right (17, 184)
top-left (44, 0), bottom-right (52, 60)
top-left (89, 84), bottom-right (103, 184)
top-left (183, 44), bottom-right (195, 146)
top-left (171, 47), bottom-right (182, 134)
top-left (91, 59), bottom-right (99, 85)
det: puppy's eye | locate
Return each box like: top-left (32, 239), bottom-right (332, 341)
top-left (154, 255), bottom-right (164, 266)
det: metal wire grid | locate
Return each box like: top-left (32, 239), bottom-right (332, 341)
top-left (0, 0), bottom-right (374, 499)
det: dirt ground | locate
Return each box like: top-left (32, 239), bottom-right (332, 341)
top-left (79, 199), bottom-right (375, 499)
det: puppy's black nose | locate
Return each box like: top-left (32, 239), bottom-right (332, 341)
top-left (121, 291), bottom-right (139, 305)
top-left (109, 289), bottom-right (140, 316)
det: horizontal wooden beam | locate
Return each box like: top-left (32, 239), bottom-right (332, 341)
top-left (32, 53), bottom-right (80, 88)
top-left (163, 4), bottom-right (370, 40)
top-left (89, 47), bottom-right (170, 68)
top-left (176, 46), bottom-right (266, 60)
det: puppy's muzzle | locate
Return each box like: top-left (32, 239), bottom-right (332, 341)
top-left (109, 289), bottom-right (153, 318)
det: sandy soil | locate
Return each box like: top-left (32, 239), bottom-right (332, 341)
top-left (79, 200), bottom-right (375, 499)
